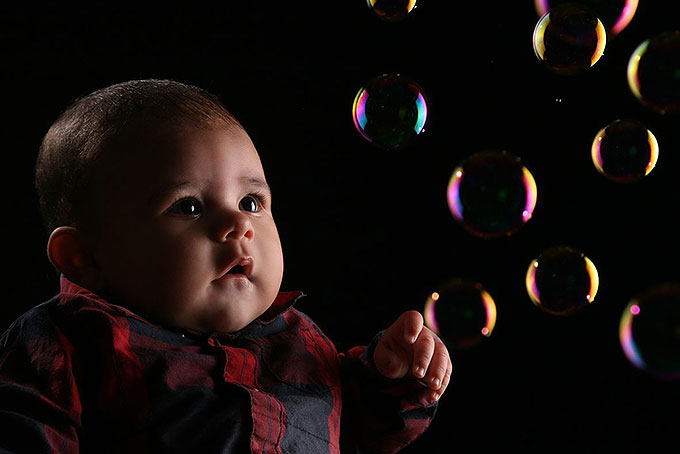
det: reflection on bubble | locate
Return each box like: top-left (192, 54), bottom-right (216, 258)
top-left (424, 279), bottom-right (497, 349)
top-left (447, 150), bottom-right (537, 238)
top-left (352, 73), bottom-right (427, 149)
top-left (627, 31), bottom-right (680, 114)
top-left (533, 3), bottom-right (607, 75)
top-left (591, 119), bottom-right (659, 182)
top-left (366, 0), bottom-right (417, 22)
top-left (619, 283), bottom-right (680, 380)
top-left (526, 246), bottom-right (599, 315)
top-left (534, 0), bottom-right (638, 36)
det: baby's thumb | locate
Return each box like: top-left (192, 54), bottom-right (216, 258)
top-left (373, 341), bottom-right (409, 379)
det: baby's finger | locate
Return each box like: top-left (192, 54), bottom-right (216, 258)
top-left (422, 335), bottom-right (450, 391)
top-left (411, 329), bottom-right (436, 380)
top-left (384, 310), bottom-right (424, 348)
top-left (438, 357), bottom-right (453, 395)
top-left (395, 310), bottom-right (423, 347)
top-left (429, 349), bottom-right (452, 401)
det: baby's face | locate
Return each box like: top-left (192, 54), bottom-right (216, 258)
top-left (89, 122), bottom-right (284, 333)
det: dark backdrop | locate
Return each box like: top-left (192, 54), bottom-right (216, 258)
top-left (2, 2), bottom-right (678, 452)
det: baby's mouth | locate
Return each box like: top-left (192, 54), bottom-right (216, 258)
top-left (217, 257), bottom-right (253, 280)
top-left (227, 264), bottom-right (245, 274)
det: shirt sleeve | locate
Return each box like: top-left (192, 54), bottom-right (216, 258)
top-left (339, 330), bottom-right (438, 454)
top-left (0, 307), bottom-right (82, 453)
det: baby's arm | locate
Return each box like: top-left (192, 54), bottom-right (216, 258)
top-left (0, 309), bottom-right (81, 453)
top-left (340, 310), bottom-right (451, 453)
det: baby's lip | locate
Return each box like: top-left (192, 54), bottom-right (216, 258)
top-left (216, 256), bottom-right (253, 280)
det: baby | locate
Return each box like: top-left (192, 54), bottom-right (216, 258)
top-left (0, 79), bottom-right (451, 453)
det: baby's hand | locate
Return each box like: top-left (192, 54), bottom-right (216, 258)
top-left (373, 310), bottom-right (452, 402)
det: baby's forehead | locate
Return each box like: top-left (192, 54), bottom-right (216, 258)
top-left (106, 116), bottom-right (247, 160)
top-left (98, 119), bottom-right (263, 190)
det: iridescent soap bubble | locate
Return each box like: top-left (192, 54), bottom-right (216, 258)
top-left (533, 3), bottom-right (607, 75)
top-left (352, 73), bottom-right (428, 149)
top-left (627, 31), bottom-right (680, 114)
top-left (619, 283), bottom-right (680, 380)
top-left (366, 0), bottom-right (417, 22)
top-left (447, 150), bottom-right (538, 238)
top-left (526, 246), bottom-right (599, 315)
top-left (534, 0), bottom-right (639, 36)
top-left (423, 279), bottom-right (497, 349)
top-left (591, 119), bottom-right (659, 182)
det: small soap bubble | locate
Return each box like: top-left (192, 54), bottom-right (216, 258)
top-left (591, 119), bottom-right (659, 182)
top-left (447, 150), bottom-right (538, 238)
top-left (627, 31), bottom-right (680, 114)
top-left (533, 3), bottom-right (607, 75)
top-left (525, 246), bottom-right (599, 315)
top-left (619, 283), bottom-right (680, 380)
top-left (352, 73), bottom-right (428, 149)
top-left (424, 279), bottom-right (497, 349)
top-left (534, 0), bottom-right (639, 36)
top-left (366, 0), bottom-right (417, 22)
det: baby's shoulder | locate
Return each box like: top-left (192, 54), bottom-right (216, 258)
top-left (281, 307), bottom-right (338, 351)
top-left (1, 298), bottom-right (61, 347)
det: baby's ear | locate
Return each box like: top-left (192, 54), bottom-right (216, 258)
top-left (47, 226), bottom-right (103, 291)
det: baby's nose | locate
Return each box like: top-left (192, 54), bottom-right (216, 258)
top-left (215, 210), bottom-right (254, 241)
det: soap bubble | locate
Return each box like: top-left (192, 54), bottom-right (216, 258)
top-left (534, 0), bottom-right (639, 36)
top-left (352, 73), bottom-right (428, 149)
top-left (424, 279), bottom-right (497, 349)
top-left (627, 31), bottom-right (680, 114)
top-left (533, 3), bottom-right (607, 75)
top-left (619, 283), bottom-right (680, 380)
top-left (526, 246), bottom-right (599, 315)
top-left (447, 150), bottom-right (538, 238)
top-left (366, 0), bottom-right (417, 22)
top-left (591, 119), bottom-right (659, 182)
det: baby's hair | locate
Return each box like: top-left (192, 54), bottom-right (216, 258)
top-left (35, 79), bottom-right (242, 236)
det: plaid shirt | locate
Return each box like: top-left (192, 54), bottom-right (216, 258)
top-left (0, 277), bottom-right (437, 453)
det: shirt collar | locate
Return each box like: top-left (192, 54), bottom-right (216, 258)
top-left (58, 274), bottom-right (305, 339)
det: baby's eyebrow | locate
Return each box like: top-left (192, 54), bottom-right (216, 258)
top-left (148, 181), bottom-right (192, 206)
top-left (148, 177), bottom-right (271, 206)
top-left (240, 176), bottom-right (271, 195)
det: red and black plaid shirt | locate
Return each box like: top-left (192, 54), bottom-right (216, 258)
top-left (0, 276), bottom-right (437, 453)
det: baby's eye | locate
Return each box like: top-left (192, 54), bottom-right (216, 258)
top-left (168, 197), bottom-right (202, 216)
top-left (239, 195), bottom-right (261, 213)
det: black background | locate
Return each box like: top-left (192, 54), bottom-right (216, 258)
top-left (2, 2), bottom-right (678, 452)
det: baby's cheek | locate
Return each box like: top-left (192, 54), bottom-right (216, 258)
top-left (261, 238), bottom-right (284, 293)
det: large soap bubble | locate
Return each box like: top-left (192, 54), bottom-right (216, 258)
top-left (533, 3), bottom-right (607, 75)
top-left (447, 150), bottom-right (537, 238)
top-left (424, 279), bottom-right (497, 349)
top-left (619, 283), bottom-right (680, 380)
top-left (627, 31), bottom-right (680, 114)
top-left (366, 0), bottom-right (417, 22)
top-left (352, 73), bottom-right (428, 149)
top-left (591, 119), bottom-right (659, 182)
top-left (526, 246), bottom-right (599, 316)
